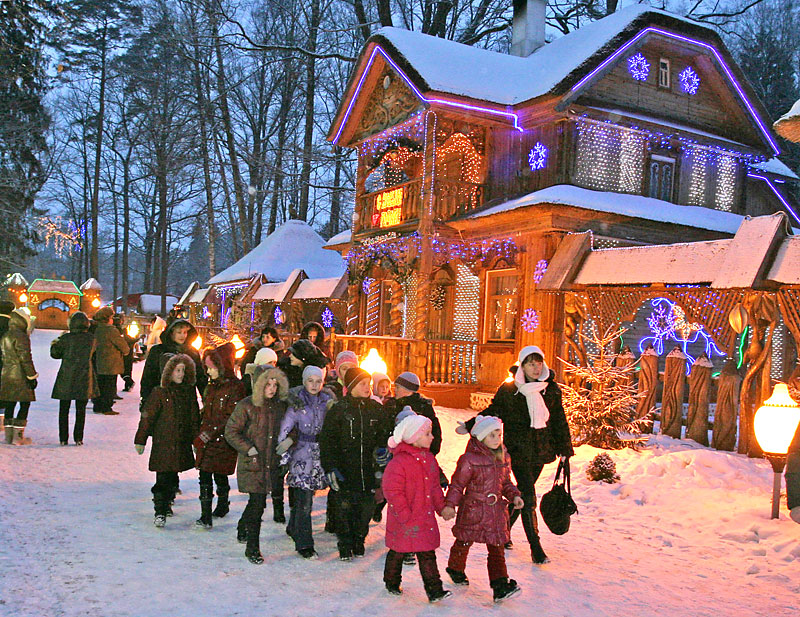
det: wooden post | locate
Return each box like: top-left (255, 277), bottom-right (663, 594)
top-left (389, 281), bottom-right (404, 337)
top-left (686, 354), bottom-right (712, 446)
top-left (661, 347), bottom-right (687, 439)
top-left (636, 345), bottom-right (658, 432)
top-left (614, 346), bottom-right (636, 387)
top-left (712, 359), bottom-right (740, 451)
top-left (346, 283), bottom-right (359, 335)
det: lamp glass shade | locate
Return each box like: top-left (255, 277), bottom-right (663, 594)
top-left (359, 348), bottom-right (387, 375)
top-left (753, 383), bottom-right (800, 455)
top-left (191, 336), bottom-right (203, 350)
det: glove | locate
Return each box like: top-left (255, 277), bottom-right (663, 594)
top-left (198, 432), bottom-right (211, 444)
top-left (28, 378), bottom-right (37, 391)
top-left (275, 437), bottom-right (294, 456)
top-left (439, 468), bottom-right (450, 489)
top-left (326, 469), bottom-right (344, 492)
top-left (134, 444), bottom-right (145, 455)
top-left (247, 446), bottom-right (258, 457)
top-left (375, 447), bottom-right (391, 467)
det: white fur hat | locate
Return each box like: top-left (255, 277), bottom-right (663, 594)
top-left (254, 347), bottom-right (278, 366)
top-left (456, 414), bottom-right (503, 442)
top-left (388, 412), bottom-right (431, 449)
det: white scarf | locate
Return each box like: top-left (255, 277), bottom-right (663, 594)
top-left (514, 366), bottom-right (550, 429)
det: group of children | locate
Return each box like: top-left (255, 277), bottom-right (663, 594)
top-left (133, 338), bottom-right (527, 604)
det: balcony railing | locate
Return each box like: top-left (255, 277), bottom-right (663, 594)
top-left (434, 179), bottom-right (484, 219)
top-left (426, 339), bottom-right (478, 384)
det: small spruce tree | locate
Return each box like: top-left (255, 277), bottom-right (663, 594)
top-left (560, 325), bottom-right (650, 449)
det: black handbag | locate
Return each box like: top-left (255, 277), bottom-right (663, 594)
top-left (539, 458), bottom-right (578, 535)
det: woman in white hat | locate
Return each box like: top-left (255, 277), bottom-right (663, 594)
top-left (484, 345), bottom-right (574, 564)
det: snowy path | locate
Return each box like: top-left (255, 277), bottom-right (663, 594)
top-left (0, 330), bottom-right (798, 616)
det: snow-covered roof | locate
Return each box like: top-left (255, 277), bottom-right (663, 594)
top-left (79, 278), bottom-right (103, 291)
top-left (292, 275), bottom-right (347, 300)
top-left (188, 288), bottom-right (211, 304)
top-left (774, 98), bottom-right (800, 142)
top-left (28, 279), bottom-right (82, 295)
top-left (138, 294), bottom-right (177, 314)
top-left (324, 229), bottom-right (352, 248)
top-left (207, 220), bottom-right (345, 285)
top-left (751, 158), bottom-right (799, 180)
top-left (3, 273), bottom-right (29, 288)
top-left (466, 184), bottom-right (744, 234)
top-left (371, 6), bottom-right (700, 106)
top-left (766, 236), bottom-right (800, 284)
top-left (177, 282), bottom-right (199, 305)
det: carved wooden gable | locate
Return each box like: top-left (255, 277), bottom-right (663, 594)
top-left (576, 35), bottom-right (767, 150)
top-left (352, 65), bottom-right (423, 143)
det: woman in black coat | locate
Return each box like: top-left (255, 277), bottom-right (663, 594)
top-left (51, 312), bottom-right (98, 445)
top-left (484, 345), bottom-right (574, 564)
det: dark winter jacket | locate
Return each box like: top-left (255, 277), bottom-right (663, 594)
top-left (299, 322), bottom-right (331, 363)
top-left (485, 368), bottom-right (574, 466)
top-left (444, 437), bottom-right (521, 546)
top-left (386, 392), bottom-right (442, 456)
top-left (140, 319), bottom-right (206, 403)
top-left (225, 367), bottom-right (289, 494)
top-left (382, 441), bottom-right (446, 553)
top-left (319, 395), bottom-right (393, 493)
top-left (278, 385), bottom-right (337, 490)
top-left (0, 310), bottom-right (37, 402)
top-left (50, 313), bottom-right (98, 401)
top-left (134, 355), bottom-right (200, 473)
top-left (277, 354), bottom-right (305, 389)
top-left (195, 376), bottom-right (246, 475)
top-left (94, 322), bottom-right (129, 375)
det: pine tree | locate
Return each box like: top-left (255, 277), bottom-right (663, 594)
top-left (560, 325), bottom-right (650, 449)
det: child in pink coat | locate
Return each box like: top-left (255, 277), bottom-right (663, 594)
top-left (381, 412), bottom-right (452, 603)
top-left (441, 415), bottom-right (524, 603)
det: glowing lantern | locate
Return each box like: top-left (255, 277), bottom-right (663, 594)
top-left (90, 297), bottom-right (101, 308)
top-left (360, 348), bottom-right (387, 376)
top-left (126, 321), bottom-right (140, 338)
top-left (231, 334), bottom-right (246, 359)
top-left (753, 383), bottom-right (800, 519)
top-left (728, 303), bottom-right (748, 334)
top-left (18, 293), bottom-right (28, 304)
top-left (191, 336), bottom-right (203, 351)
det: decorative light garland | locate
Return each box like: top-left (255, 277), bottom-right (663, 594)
top-left (627, 53), bottom-right (650, 81)
top-left (453, 264), bottom-right (479, 341)
top-left (533, 259), bottom-right (548, 284)
top-left (715, 154), bottom-right (736, 212)
top-left (437, 132), bottom-right (482, 184)
top-left (687, 147), bottom-right (708, 206)
top-left (215, 282), bottom-right (249, 297)
top-left (365, 279), bottom-right (380, 335)
top-left (362, 277), bottom-right (375, 295)
top-left (402, 274), bottom-right (418, 338)
top-left (678, 66), bottom-right (700, 95)
top-left (574, 120), bottom-right (645, 193)
top-left (321, 306), bottom-right (334, 329)
top-left (37, 216), bottom-right (82, 257)
top-left (273, 305), bottom-right (285, 325)
top-left (521, 308), bottom-right (540, 333)
top-left (528, 142), bottom-right (548, 171)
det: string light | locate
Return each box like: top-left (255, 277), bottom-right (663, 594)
top-left (215, 282), bottom-right (249, 297)
top-left (627, 53), bottom-right (650, 81)
top-left (436, 133), bottom-right (482, 184)
top-left (362, 277), bottom-right (375, 295)
top-left (687, 147), bottom-right (708, 206)
top-left (574, 121), bottom-right (645, 193)
top-left (37, 216), bottom-right (82, 258)
top-left (770, 319), bottom-right (785, 381)
top-left (715, 154), bottom-right (736, 212)
top-left (679, 66), bottom-right (700, 95)
top-left (365, 279), bottom-right (380, 335)
top-left (528, 143), bottom-right (548, 171)
top-left (453, 264), bottom-right (479, 341)
top-left (402, 274), bottom-right (418, 338)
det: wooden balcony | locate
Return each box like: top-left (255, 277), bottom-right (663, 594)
top-left (434, 179), bottom-right (484, 219)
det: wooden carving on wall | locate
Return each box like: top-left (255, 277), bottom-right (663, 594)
top-left (354, 68), bottom-right (422, 142)
top-left (712, 359), bottom-right (740, 451)
top-left (564, 293), bottom-right (588, 373)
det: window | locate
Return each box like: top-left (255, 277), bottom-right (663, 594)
top-left (647, 155), bottom-right (675, 202)
top-left (485, 269), bottom-right (518, 342)
top-left (659, 58), bottom-right (670, 89)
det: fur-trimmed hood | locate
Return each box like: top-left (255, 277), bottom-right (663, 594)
top-left (203, 344), bottom-right (235, 379)
top-left (287, 384), bottom-right (337, 410)
top-left (252, 366), bottom-right (289, 405)
top-left (160, 353), bottom-right (197, 388)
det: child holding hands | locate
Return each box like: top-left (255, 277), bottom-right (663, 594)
top-left (441, 415), bottom-right (524, 603)
top-left (381, 410), bottom-right (452, 603)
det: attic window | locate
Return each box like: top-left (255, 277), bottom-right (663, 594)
top-left (659, 58), bottom-right (670, 89)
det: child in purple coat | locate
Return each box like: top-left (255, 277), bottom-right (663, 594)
top-left (381, 412), bottom-right (451, 603)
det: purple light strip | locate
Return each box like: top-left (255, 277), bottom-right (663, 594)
top-left (747, 173), bottom-right (800, 225)
top-left (571, 27), bottom-right (780, 156)
top-left (332, 45), bottom-right (522, 144)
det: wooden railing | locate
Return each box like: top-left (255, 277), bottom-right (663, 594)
top-left (355, 179), bottom-right (422, 235)
top-left (331, 334), bottom-right (415, 376)
top-left (435, 179), bottom-right (484, 219)
top-left (426, 339), bottom-right (478, 384)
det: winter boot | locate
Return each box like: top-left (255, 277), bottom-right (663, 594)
top-left (445, 567), bottom-right (469, 586)
top-left (212, 487), bottom-right (230, 518)
top-left (4, 419), bottom-right (14, 444)
top-left (272, 498), bottom-right (286, 523)
top-left (12, 420), bottom-right (29, 445)
top-left (195, 485), bottom-right (213, 529)
top-left (426, 588), bottom-right (452, 603)
top-left (236, 518), bottom-right (247, 543)
top-left (491, 578), bottom-right (521, 603)
top-left (521, 507), bottom-right (549, 564)
top-left (245, 521), bottom-right (264, 564)
top-left (153, 492), bottom-right (169, 528)
top-left (385, 583), bottom-right (402, 596)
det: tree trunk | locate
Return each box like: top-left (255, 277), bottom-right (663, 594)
top-left (298, 0), bottom-right (322, 221)
top-left (122, 150), bottom-right (131, 314)
top-left (329, 146), bottom-right (343, 235)
top-left (90, 26), bottom-right (108, 280)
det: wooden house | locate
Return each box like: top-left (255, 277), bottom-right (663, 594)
top-left (325, 4), bottom-right (799, 406)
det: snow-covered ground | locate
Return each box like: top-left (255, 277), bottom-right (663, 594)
top-left (1, 330), bottom-right (799, 616)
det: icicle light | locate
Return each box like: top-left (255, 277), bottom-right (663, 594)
top-left (770, 319), bottom-right (785, 381)
top-left (365, 279), bottom-right (380, 335)
top-left (575, 121), bottom-right (644, 193)
top-left (715, 154), bottom-right (736, 212)
top-left (402, 274), bottom-right (418, 339)
top-left (688, 147), bottom-right (708, 206)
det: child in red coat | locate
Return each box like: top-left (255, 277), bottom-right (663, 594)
top-left (381, 412), bottom-right (451, 603)
top-left (441, 415), bottom-right (524, 603)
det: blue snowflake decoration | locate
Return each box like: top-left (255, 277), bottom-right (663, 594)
top-left (273, 305), bottom-right (285, 325)
top-left (533, 259), bottom-right (548, 284)
top-left (528, 142), bottom-right (548, 171)
top-left (362, 277), bottom-right (375, 295)
top-left (521, 308), bottom-right (540, 333)
top-left (678, 66), bottom-right (700, 95)
top-left (201, 306), bottom-right (211, 320)
top-left (321, 306), bottom-right (334, 329)
top-left (627, 53), bottom-right (650, 81)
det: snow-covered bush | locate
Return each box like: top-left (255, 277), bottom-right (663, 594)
top-left (586, 452), bottom-right (620, 483)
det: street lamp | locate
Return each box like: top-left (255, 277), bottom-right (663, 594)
top-left (753, 383), bottom-right (800, 519)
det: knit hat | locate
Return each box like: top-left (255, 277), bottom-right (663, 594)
top-left (388, 411), bottom-right (432, 448)
top-left (372, 372), bottom-right (391, 391)
top-left (456, 414), bottom-right (503, 441)
top-left (254, 347), bottom-right (278, 366)
top-left (516, 345), bottom-right (549, 382)
top-left (335, 350), bottom-right (358, 372)
top-left (395, 371), bottom-right (420, 393)
top-left (288, 339), bottom-right (327, 368)
top-left (302, 365), bottom-right (325, 383)
top-left (94, 306), bottom-right (114, 323)
top-left (394, 405), bottom-right (416, 425)
top-left (344, 367), bottom-right (370, 393)
top-left (0, 300), bottom-right (15, 316)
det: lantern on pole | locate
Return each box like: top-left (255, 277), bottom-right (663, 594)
top-left (126, 321), bottom-right (140, 339)
top-left (728, 303), bottom-right (748, 334)
top-left (18, 292), bottom-right (28, 304)
top-left (753, 383), bottom-right (800, 519)
top-left (90, 297), bottom-right (101, 308)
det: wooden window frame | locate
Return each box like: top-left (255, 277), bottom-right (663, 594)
top-left (658, 58), bottom-right (671, 89)
top-left (483, 268), bottom-right (519, 343)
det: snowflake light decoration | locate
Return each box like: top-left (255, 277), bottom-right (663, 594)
top-left (678, 66), bottom-right (700, 95)
top-left (362, 277), bottom-right (375, 295)
top-left (521, 308), bottom-right (540, 333)
top-left (273, 305), bottom-right (285, 325)
top-left (533, 259), bottom-right (548, 284)
top-left (627, 53), bottom-right (650, 81)
top-left (321, 306), bottom-right (334, 329)
top-left (528, 142), bottom-right (548, 171)
top-left (201, 306), bottom-right (211, 320)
